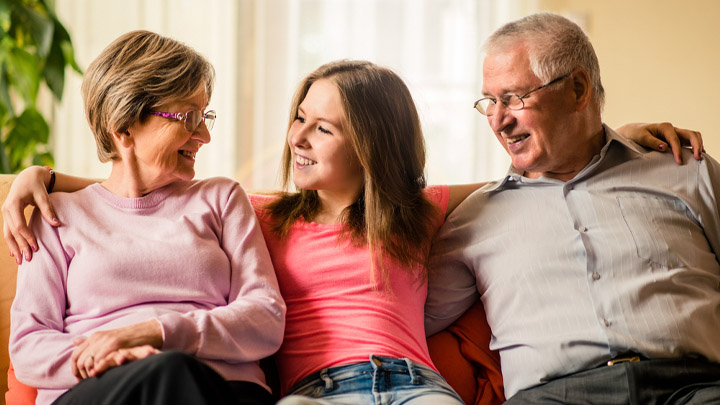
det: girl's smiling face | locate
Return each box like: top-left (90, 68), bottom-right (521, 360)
top-left (287, 79), bottom-right (364, 200)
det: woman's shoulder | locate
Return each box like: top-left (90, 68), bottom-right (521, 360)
top-left (177, 177), bottom-right (247, 200)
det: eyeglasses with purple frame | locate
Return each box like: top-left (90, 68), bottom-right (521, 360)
top-left (150, 110), bottom-right (216, 132)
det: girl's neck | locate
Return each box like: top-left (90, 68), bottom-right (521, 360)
top-left (313, 189), bottom-right (361, 224)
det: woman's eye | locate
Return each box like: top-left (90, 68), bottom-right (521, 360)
top-left (296, 116), bottom-right (306, 124)
top-left (318, 126), bottom-right (332, 135)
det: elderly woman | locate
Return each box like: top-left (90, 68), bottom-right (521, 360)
top-left (8, 31), bottom-right (285, 405)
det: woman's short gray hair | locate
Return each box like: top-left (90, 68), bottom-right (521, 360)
top-left (81, 30), bottom-right (215, 162)
top-left (484, 12), bottom-right (605, 112)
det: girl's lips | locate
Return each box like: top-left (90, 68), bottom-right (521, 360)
top-left (295, 155), bottom-right (317, 166)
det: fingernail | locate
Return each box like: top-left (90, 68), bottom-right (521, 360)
top-left (16, 257), bottom-right (21, 265)
top-left (32, 245), bottom-right (38, 252)
top-left (658, 144), bottom-right (667, 151)
top-left (52, 218), bottom-right (59, 224)
top-left (9, 251), bottom-right (13, 257)
top-left (24, 252), bottom-right (31, 260)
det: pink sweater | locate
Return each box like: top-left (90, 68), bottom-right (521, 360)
top-left (10, 178), bottom-right (285, 404)
top-left (250, 185), bottom-right (449, 394)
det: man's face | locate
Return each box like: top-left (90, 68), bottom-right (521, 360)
top-left (482, 44), bottom-right (585, 180)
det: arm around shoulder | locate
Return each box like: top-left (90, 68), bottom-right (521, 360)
top-left (425, 207), bottom-right (481, 336)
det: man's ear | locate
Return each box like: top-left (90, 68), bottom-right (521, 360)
top-left (571, 68), bottom-right (592, 112)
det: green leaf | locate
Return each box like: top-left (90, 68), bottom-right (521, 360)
top-left (0, 62), bottom-right (15, 118)
top-left (39, 0), bottom-right (58, 19)
top-left (55, 21), bottom-right (81, 74)
top-left (12, 2), bottom-right (54, 58)
top-left (5, 107), bottom-right (49, 171)
top-left (5, 46), bottom-right (40, 105)
top-left (0, 141), bottom-right (11, 173)
top-left (43, 21), bottom-right (66, 100)
top-left (0, 0), bottom-right (11, 34)
top-left (8, 107), bottom-right (49, 142)
top-left (31, 150), bottom-right (53, 167)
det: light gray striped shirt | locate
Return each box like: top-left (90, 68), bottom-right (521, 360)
top-left (425, 125), bottom-right (720, 399)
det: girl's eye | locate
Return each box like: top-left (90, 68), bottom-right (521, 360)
top-left (296, 116), bottom-right (306, 124)
top-left (318, 126), bottom-right (332, 135)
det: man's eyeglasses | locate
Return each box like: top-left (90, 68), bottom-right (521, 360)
top-left (151, 110), bottom-right (216, 132)
top-left (473, 72), bottom-right (572, 116)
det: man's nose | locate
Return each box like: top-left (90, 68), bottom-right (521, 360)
top-left (489, 102), bottom-right (512, 132)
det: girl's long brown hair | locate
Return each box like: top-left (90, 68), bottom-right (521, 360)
top-left (267, 60), bottom-right (439, 285)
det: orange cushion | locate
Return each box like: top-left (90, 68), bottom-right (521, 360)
top-left (428, 300), bottom-right (504, 405)
top-left (6, 362), bottom-right (37, 405)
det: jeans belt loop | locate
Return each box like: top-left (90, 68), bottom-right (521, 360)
top-left (403, 358), bottom-right (421, 385)
top-left (319, 368), bottom-right (333, 391)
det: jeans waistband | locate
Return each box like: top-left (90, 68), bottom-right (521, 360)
top-left (291, 355), bottom-right (430, 393)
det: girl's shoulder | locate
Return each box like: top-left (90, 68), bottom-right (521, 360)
top-left (423, 184), bottom-right (450, 213)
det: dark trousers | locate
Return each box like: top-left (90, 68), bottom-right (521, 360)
top-left (505, 357), bottom-right (720, 405)
top-left (53, 351), bottom-right (274, 405)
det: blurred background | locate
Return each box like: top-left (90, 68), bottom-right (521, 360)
top-left (8, 0), bottom-right (720, 190)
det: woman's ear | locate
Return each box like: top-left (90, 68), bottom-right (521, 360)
top-left (571, 68), bottom-right (592, 112)
top-left (112, 129), bottom-right (134, 150)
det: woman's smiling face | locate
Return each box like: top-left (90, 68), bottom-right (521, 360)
top-left (127, 86), bottom-right (211, 187)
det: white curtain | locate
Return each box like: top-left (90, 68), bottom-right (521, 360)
top-left (53, 0), bottom-right (535, 190)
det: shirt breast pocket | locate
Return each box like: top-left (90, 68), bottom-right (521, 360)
top-left (616, 195), bottom-right (700, 269)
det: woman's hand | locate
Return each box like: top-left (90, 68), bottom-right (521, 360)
top-left (2, 166), bottom-right (59, 264)
top-left (91, 345), bottom-right (161, 377)
top-left (616, 122), bottom-right (704, 164)
top-left (71, 319), bottom-right (163, 380)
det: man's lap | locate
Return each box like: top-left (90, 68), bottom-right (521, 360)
top-left (505, 356), bottom-right (720, 405)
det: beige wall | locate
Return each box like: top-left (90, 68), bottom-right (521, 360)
top-left (539, 0), bottom-right (719, 154)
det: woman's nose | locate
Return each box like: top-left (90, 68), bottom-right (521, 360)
top-left (193, 123), bottom-right (211, 145)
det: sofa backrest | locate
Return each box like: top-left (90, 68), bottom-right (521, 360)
top-left (0, 174), bottom-right (23, 405)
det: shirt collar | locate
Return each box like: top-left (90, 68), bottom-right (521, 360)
top-left (484, 123), bottom-right (646, 193)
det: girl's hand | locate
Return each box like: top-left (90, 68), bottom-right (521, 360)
top-left (2, 166), bottom-right (59, 264)
top-left (616, 122), bottom-right (704, 164)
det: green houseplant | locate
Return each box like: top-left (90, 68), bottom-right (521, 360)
top-left (0, 0), bottom-right (81, 173)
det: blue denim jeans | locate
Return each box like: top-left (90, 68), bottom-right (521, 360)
top-left (277, 355), bottom-right (463, 405)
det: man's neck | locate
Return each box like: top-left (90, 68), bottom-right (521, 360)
top-left (524, 124), bottom-right (606, 182)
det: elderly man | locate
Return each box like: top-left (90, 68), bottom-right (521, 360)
top-left (425, 12), bottom-right (720, 404)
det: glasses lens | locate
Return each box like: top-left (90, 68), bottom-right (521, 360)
top-left (506, 95), bottom-right (524, 110)
top-left (183, 110), bottom-right (203, 132)
top-left (204, 110), bottom-right (216, 131)
top-left (475, 98), bottom-right (494, 116)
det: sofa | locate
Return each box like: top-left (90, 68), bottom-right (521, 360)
top-left (0, 174), bottom-right (504, 405)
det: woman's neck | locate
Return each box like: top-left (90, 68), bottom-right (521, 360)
top-left (102, 162), bottom-right (171, 198)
